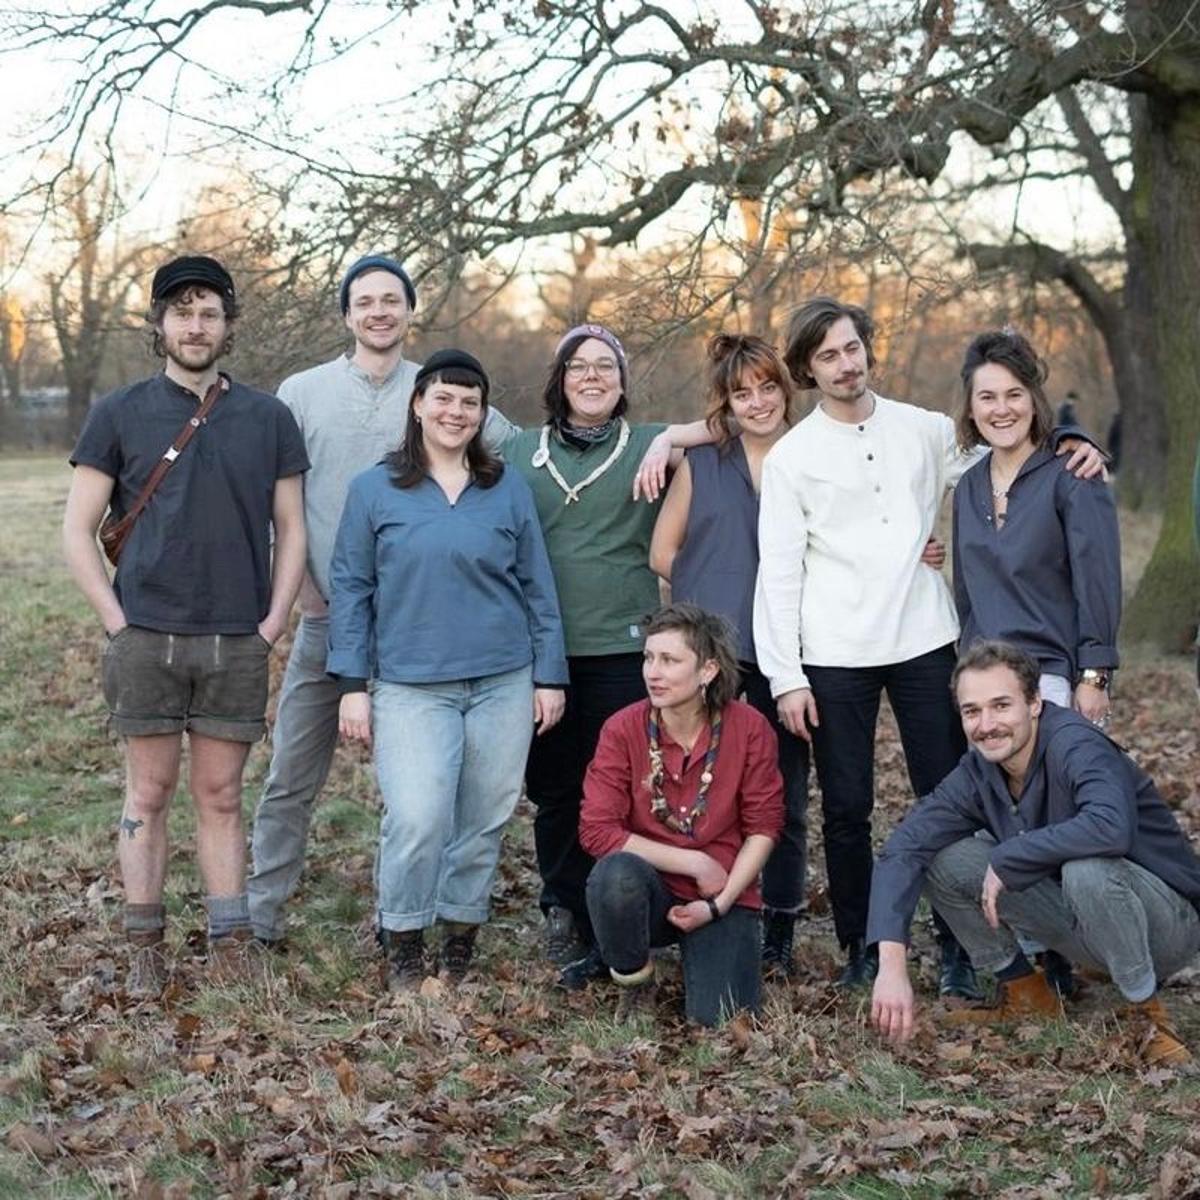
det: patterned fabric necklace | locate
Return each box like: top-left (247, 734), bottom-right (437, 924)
top-left (646, 707), bottom-right (722, 838)
top-left (531, 419), bottom-right (631, 505)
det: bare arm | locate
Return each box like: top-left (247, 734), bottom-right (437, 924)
top-left (260, 474), bottom-right (306, 645)
top-left (649, 457), bottom-right (692, 581)
top-left (633, 419), bottom-right (715, 501)
top-left (62, 465), bottom-right (126, 635)
top-left (619, 832), bottom-right (728, 894)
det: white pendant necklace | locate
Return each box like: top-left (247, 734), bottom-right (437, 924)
top-left (532, 419), bottom-right (631, 504)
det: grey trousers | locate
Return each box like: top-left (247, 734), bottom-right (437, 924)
top-left (926, 836), bottom-right (1200, 1003)
top-left (248, 616), bottom-right (341, 941)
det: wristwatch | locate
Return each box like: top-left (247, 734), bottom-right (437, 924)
top-left (1078, 668), bottom-right (1111, 691)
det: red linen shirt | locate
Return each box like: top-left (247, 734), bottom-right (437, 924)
top-left (580, 699), bottom-right (784, 909)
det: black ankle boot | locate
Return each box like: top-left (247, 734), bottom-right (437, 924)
top-left (835, 937), bottom-right (879, 989)
top-left (761, 909), bottom-right (797, 979)
top-left (938, 937), bottom-right (983, 1000)
top-left (1037, 949), bottom-right (1080, 999)
top-left (381, 928), bottom-right (426, 992)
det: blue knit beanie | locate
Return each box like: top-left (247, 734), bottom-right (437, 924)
top-left (339, 255), bottom-right (417, 313)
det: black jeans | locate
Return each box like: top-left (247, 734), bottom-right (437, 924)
top-left (586, 852), bottom-right (762, 1026)
top-left (525, 652), bottom-right (646, 943)
top-left (806, 643), bottom-right (965, 947)
top-left (740, 662), bottom-right (811, 914)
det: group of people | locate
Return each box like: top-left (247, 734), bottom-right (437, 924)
top-left (63, 253), bottom-right (1200, 1064)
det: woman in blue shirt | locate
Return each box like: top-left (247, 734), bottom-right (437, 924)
top-left (953, 330), bottom-right (1120, 721)
top-left (329, 349), bottom-right (568, 991)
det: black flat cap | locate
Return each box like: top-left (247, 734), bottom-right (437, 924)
top-left (151, 255), bottom-right (236, 303)
top-left (414, 348), bottom-right (490, 401)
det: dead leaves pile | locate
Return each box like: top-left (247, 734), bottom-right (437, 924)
top-left (2, 662), bottom-right (1199, 1198)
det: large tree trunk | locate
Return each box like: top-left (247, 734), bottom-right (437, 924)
top-left (1112, 227), bottom-right (1167, 510)
top-left (1122, 87), bottom-right (1200, 651)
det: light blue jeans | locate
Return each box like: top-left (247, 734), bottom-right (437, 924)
top-left (373, 665), bottom-right (533, 932)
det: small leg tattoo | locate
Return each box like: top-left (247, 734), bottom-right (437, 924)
top-left (120, 816), bottom-right (145, 840)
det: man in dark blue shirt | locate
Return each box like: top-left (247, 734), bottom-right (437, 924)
top-left (867, 640), bottom-right (1200, 1067)
top-left (63, 256), bottom-right (309, 998)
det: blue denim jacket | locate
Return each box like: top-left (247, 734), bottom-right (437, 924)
top-left (867, 704), bottom-right (1200, 945)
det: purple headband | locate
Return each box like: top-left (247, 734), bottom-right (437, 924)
top-left (555, 324), bottom-right (628, 368)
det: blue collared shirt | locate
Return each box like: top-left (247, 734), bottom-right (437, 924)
top-left (327, 463), bottom-right (568, 687)
top-left (953, 445), bottom-right (1120, 680)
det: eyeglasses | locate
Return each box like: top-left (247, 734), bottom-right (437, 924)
top-left (564, 357), bottom-right (619, 379)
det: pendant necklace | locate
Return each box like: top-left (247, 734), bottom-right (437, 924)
top-left (646, 707), bottom-right (722, 838)
top-left (532, 419), bottom-right (631, 504)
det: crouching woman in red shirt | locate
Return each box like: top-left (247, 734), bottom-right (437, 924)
top-left (580, 603), bottom-right (784, 1025)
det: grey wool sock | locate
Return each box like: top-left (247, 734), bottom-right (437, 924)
top-left (205, 894), bottom-right (251, 940)
top-left (124, 902), bottom-right (166, 937)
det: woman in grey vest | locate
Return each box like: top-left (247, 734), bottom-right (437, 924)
top-left (650, 334), bottom-right (811, 975)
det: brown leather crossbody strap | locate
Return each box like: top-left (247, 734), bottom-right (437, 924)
top-left (120, 375), bottom-right (228, 527)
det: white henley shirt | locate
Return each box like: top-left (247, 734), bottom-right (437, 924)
top-left (753, 393), bottom-right (982, 696)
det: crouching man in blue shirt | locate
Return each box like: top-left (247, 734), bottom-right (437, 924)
top-left (868, 640), bottom-right (1200, 1067)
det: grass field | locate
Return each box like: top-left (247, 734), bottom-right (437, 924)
top-left (1, 455), bottom-right (1198, 1199)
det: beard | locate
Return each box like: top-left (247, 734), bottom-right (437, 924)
top-left (162, 334), bottom-right (230, 373)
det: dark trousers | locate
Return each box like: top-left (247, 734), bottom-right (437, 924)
top-left (586, 852), bottom-right (762, 1026)
top-left (525, 652), bottom-right (646, 943)
top-left (806, 643), bottom-right (965, 947)
top-left (740, 662), bottom-right (810, 914)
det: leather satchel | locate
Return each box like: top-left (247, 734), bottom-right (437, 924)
top-left (98, 376), bottom-right (227, 566)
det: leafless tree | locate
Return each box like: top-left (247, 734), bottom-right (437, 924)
top-left (4, 0), bottom-right (1196, 648)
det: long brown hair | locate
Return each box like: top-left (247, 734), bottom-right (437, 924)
top-left (386, 365), bottom-right (504, 489)
top-left (705, 333), bottom-right (797, 447)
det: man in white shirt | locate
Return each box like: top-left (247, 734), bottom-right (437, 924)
top-left (753, 296), bottom-right (1101, 990)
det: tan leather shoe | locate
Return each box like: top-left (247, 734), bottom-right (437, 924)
top-left (1121, 995), bottom-right (1192, 1067)
top-left (946, 968), bottom-right (1061, 1025)
top-left (126, 932), bottom-right (169, 999)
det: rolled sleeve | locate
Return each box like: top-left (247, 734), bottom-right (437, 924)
top-left (326, 480), bottom-right (378, 680)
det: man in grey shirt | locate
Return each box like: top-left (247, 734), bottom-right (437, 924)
top-left (868, 640), bottom-right (1200, 1068)
top-left (247, 255), bottom-right (518, 944)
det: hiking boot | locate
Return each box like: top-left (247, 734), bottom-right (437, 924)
top-left (612, 963), bottom-right (657, 1022)
top-left (208, 928), bottom-right (267, 986)
top-left (761, 909), bottom-right (796, 980)
top-left (1037, 949), bottom-right (1080, 1000)
top-left (544, 906), bottom-right (588, 966)
top-left (938, 938), bottom-right (983, 1001)
top-left (1120, 995), bottom-right (1193, 1067)
top-left (438, 923), bottom-right (479, 982)
top-left (946, 968), bottom-right (1060, 1026)
top-left (382, 929), bottom-right (427, 993)
top-left (127, 932), bottom-right (169, 999)
top-left (557, 946), bottom-right (608, 991)
top-left (835, 938), bottom-right (879, 990)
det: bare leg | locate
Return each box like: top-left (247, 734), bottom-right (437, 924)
top-left (120, 733), bottom-right (183, 904)
top-left (189, 733), bottom-right (252, 897)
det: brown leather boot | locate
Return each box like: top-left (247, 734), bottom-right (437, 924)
top-left (1121, 995), bottom-right (1192, 1067)
top-left (208, 928), bottom-right (268, 986)
top-left (946, 968), bottom-right (1061, 1025)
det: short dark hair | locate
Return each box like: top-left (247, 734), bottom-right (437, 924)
top-left (386, 365), bottom-right (504, 490)
top-left (146, 283), bottom-right (240, 359)
top-left (783, 296), bottom-right (876, 389)
top-left (641, 603), bottom-right (741, 716)
top-left (541, 332), bottom-right (630, 426)
top-left (956, 330), bottom-right (1054, 451)
top-left (704, 333), bottom-right (797, 447)
top-left (951, 640), bottom-right (1041, 704)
